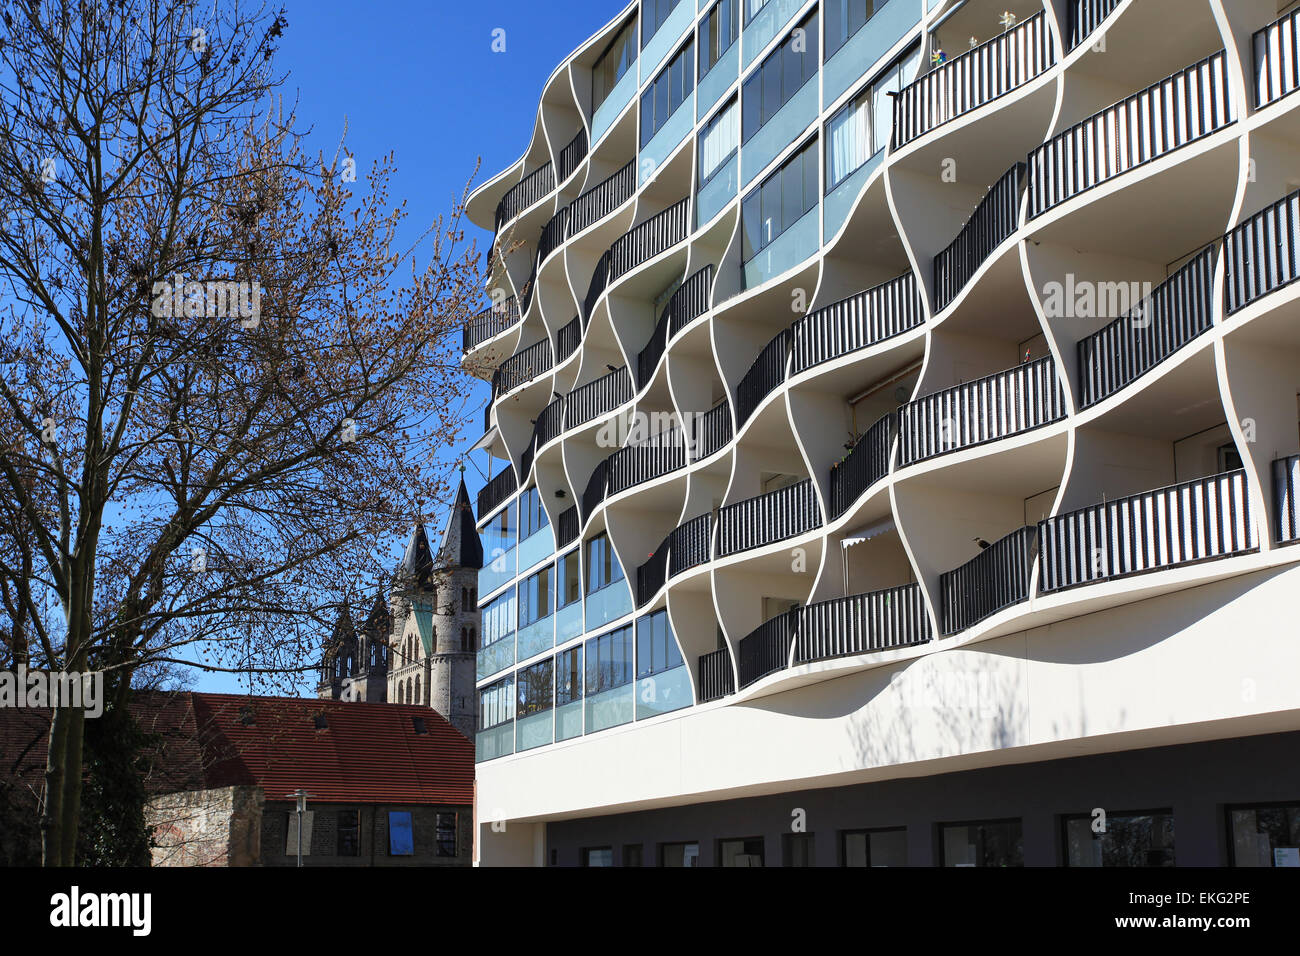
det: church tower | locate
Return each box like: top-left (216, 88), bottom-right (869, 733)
top-left (386, 476), bottom-right (482, 739)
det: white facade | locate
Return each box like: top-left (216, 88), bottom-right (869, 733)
top-left (463, 0), bottom-right (1300, 866)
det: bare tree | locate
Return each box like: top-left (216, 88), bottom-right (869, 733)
top-left (0, 0), bottom-right (482, 864)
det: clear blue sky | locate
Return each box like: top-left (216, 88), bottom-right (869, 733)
top-left (194, 0), bottom-right (620, 694)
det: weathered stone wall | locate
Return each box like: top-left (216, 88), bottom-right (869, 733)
top-left (147, 785), bottom-right (263, 867)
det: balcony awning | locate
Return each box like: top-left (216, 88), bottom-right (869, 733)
top-left (470, 425), bottom-right (500, 453)
top-left (841, 518), bottom-right (895, 548)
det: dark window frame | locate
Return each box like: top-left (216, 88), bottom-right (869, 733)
top-left (1060, 807), bottom-right (1176, 868)
top-left (717, 835), bottom-right (766, 867)
top-left (740, 133), bottom-right (819, 262)
top-left (740, 10), bottom-right (819, 144)
top-left (435, 811), bottom-right (458, 857)
top-left (937, 817), bottom-right (1024, 868)
top-left (1225, 800), bottom-right (1300, 867)
top-left (699, 0), bottom-right (739, 78)
top-left (336, 809), bottom-right (360, 857)
top-left (839, 826), bottom-right (908, 866)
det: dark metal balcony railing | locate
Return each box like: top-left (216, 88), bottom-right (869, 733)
top-left (1040, 469), bottom-right (1258, 593)
top-left (463, 296), bottom-right (520, 351)
top-left (939, 525), bottom-right (1037, 635)
top-left (718, 478), bottom-right (823, 557)
top-left (934, 162), bottom-right (1026, 312)
top-left (830, 412), bottom-right (895, 519)
top-left (494, 162), bottom-right (555, 233)
top-left (538, 206), bottom-right (571, 266)
top-left (582, 249), bottom-right (612, 326)
top-left (791, 272), bottom-right (923, 375)
top-left (691, 400), bottom-right (733, 462)
top-left (736, 328), bottom-right (792, 428)
top-left (1068, 0), bottom-right (1123, 51)
top-left (557, 128), bottom-right (589, 184)
top-left (898, 356), bottom-right (1067, 466)
top-left (556, 506), bottom-right (579, 548)
top-left (555, 315), bottom-right (582, 364)
top-left (476, 466), bottom-right (518, 521)
top-left (607, 426), bottom-right (687, 498)
top-left (520, 258), bottom-right (539, 315)
top-left (580, 459), bottom-right (611, 522)
top-left (520, 438), bottom-right (536, 481)
top-left (669, 264), bottom-right (714, 338)
top-left (892, 11), bottom-right (1054, 149)
top-left (535, 395), bottom-right (565, 448)
top-left (608, 199), bottom-right (690, 284)
top-left (1254, 6), bottom-right (1300, 108)
top-left (491, 337), bottom-right (553, 399)
top-left (1077, 244), bottom-right (1216, 408)
top-left (636, 529), bottom-right (674, 606)
top-left (637, 265), bottom-right (714, 389)
top-left (1027, 51), bottom-right (1235, 219)
top-left (738, 609), bottom-right (798, 688)
top-left (566, 365), bottom-right (632, 430)
top-left (698, 647), bottom-right (735, 702)
top-left (668, 513), bottom-right (713, 577)
top-left (570, 160), bottom-right (636, 235)
top-left (793, 584), bottom-right (932, 665)
top-left (1224, 187), bottom-right (1300, 314)
top-left (1274, 455), bottom-right (1300, 544)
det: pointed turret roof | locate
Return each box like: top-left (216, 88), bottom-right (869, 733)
top-left (436, 476), bottom-right (484, 570)
top-left (360, 591), bottom-right (390, 638)
top-left (321, 606), bottom-right (355, 662)
top-left (397, 522), bottom-right (436, 590)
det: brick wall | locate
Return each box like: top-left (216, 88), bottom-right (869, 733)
top-left (261, 801), bottom-right (473, 867)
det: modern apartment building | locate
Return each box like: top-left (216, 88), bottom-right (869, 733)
top-left (461, 0), bottom-right (1300, 866)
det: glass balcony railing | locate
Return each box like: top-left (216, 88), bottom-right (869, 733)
top-left (556, 699), bottom-right (584, 741)
top-left (592, 59), bottom-right (640, 145)
top-left (476, 722), bottom-right (514, 762)
top-left (478, 546), bottom-right (516, 596)
top-left (824, 0), bottom-right (921, 108)
top-left (640, 92), bottom-right (696, 185)
top-left (744, 204), bottom-right (819, 289)
top-left (515, 710), bottom-right (554, 752)
top-left (642, 0), bottom-right (695, 83)
top-left (516, 614), bottom-right (554, 662)
top-left (697, 152), bottom-right (739, 228)
top-left (741, 78), bottom-right (817, 186)
top-left (698, 43), bottom-right (739, 116)
top-left (585, 683), bottom-right (635, 733)
top-left (585, 581), bottom-right (634, 631)
top-left (635, 665), bottom-right (692, 719)
top-left (743, 0), bottom-right (804, 68)
top-left (555, 602), bottom-right (584, 644)
top-left (476, 634), bottom-right (515, 681)
top-left (824, 148), bottom-right (884, 241)
top-left (516, 527), bottom-right (554, 574)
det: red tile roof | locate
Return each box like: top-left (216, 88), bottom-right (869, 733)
top-left (189, 693), bottom-right (473, 806)
top-left (0, 692), bottom-right (474, 807)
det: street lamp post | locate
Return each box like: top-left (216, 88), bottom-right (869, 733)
top-left (288, 790), bottom-right (313, 867)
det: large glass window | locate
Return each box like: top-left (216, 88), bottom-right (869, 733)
top-left (700, 0), bottom-right (739, 76)
top-left (585, 625), bottom-right (634, 694)
top-left (719, 837), bottom-right (765, 866)
top-left (1228, 803), bottom-right (1300, 867)
top-left (699, 97), bottom-right (739, 185)
top-left (825, 0), bottom-right (882, 57)
top-left (585, 533), bottom-right (625, 594)
top-left (940, 820), bottom-right (1024, 867)
top-left (741, 12), bottom-right (817, 143)
top-left (556, 645), bottom-right (584, 705)
top-left (337, 810), bottom-right (359, 856)
top-left (825, 44), bottom-right (920, 191)
top-left (557, 549), bottom-right (582, 608)
top-left (741, 136), bottom-right (818, 261)
top-left (783, 833), bottom-right (815, 867)
top-left (481, 504), bottom-right (516, 560)
top-left (481, 589), bottom-right (517, 647)
top-left (435, 812), bottom-right (457, 857)
top-left (1064, 810), bottom-right (1175, 867)
top-left (516, 658), bottom-right (554, 717)
top-left (641, 0), bottom-right (683, 48)
top-left (593, 17), bottom-right (638, 112)
top-left (519, 564), bottom-right (554, 628)
top-left (478, 676), bottom-right (514, 730)
top-left (636, 608), bottom-right (683, 678)
top-left (519, 485), bottom-right (549, 540)
top-left (660, 841), bottom-right (700, 866)
top-left (842, 828), bottom-right (907, 866)
top-left (640, 40), bottom-right (694, 148)
top-left (742, 0), bottom-right (770, 25)
top-left (582, 846), bottom-right (614, 866)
